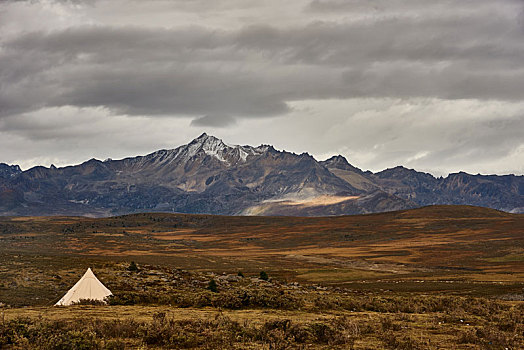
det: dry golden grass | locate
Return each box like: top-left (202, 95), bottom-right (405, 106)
top-left (2, 305), bottom-right (337, 325)
top-left (2, 300), bottom-right (523, 349)
top-left (0, 205), bottom-right (522, 298)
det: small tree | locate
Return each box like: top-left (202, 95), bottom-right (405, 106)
top-left (128, 261), bottom-right (138, 272)
top-left (237, 271), bottom-right (244, 278)
top-left (207, 279), bottom-right (218, 292)
top-left (259, 271), bottom-right (269, 281)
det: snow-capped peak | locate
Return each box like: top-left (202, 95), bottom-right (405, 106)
top-left (133, 134), bottom-right (273, 169)
top-left (182, 133), bottom-right (269, 164)
top-left (186, 133), bottom-right (230, 161)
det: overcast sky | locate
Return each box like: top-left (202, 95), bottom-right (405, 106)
top-left (1, 0), bottom-right (523, 176)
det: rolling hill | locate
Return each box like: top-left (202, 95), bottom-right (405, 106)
top-left (0, 205), bottom-right (522, 287)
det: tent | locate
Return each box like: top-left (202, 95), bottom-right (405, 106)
top-left (55, 268), bottom-right (112, 306)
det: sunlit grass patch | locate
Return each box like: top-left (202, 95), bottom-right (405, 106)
top-left (485, 253), bottom-right (524, 263)
top-left (295, 268), bottom-right (391, 282)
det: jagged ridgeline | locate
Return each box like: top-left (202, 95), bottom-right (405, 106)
top-left (0, 133), bottom-right (522, 216)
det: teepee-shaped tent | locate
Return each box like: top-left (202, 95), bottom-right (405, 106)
top-left (55, 268), bottom-right (112, 306)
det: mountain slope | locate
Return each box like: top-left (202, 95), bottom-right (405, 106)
top-left (0, 164), bottom-right (21, 179)
top-left (322, 158), bottom-right (523, 213)
top-left (320, 155), bottom-right (379, 192)
top-left (0, 134), bottom-right (521, 216)
top-left (0, 134), bottom-right (402, 216)
top-left (369, 167), bottom-right (523, 213)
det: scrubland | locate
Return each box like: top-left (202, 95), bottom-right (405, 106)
top-left (1, 205), bottom-right (523, 349)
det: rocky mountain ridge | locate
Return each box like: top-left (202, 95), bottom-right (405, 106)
top-left (0, 164), bottom-right (22, 179)
top-left (321, 157), bottom-right (523, 213)
top-left (0, 133), bottom-right (522, 216)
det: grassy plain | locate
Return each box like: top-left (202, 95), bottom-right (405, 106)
top-left (0, 205), bottom-right (523, 348)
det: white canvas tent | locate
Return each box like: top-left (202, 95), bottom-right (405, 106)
top-left (55, 268), bottom-right (112, 306)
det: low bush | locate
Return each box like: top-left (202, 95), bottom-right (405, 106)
top-left (72, 299), bottom-right (107, 306)
top-left (108, 288), bottom-right (303, 310)
top-left (127, 261), bottom-right (138, 272)
top-left (259, 271), bottom-right (269, 281)
top-left (382, 331), bottom-right (425, 350)
top-left (0, 315), bottom-right (360, 349)
top-left (207, 279), bottom-right (218, 293)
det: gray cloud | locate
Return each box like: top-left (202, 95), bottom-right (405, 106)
top-left (0, 26), bottom-right (291, 118)
top-left (307, 0), bottom-right (522, 15)
top-left (0, 0), bottom-right (523, 174)
top-left (2, 1), bottom-right (524, 121)
top-left (191, 115), bottom-right (237, 127)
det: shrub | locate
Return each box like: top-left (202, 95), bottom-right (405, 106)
top-left (41, 330), bottom-right (100, 350)
top-left (106, 292), bottom-right (143, 306)
top-left (457, 328), bottom-right (479, 344)
top-left (382, 331), bottom-right (424, 350)
top-left (380, 316), bottom-right (402, 332)
top-left (309, 322), bottom-right (335, 344)
top-left (104, 339), bottom-right (126, 350)
top-left (331, 317), bottom-right (360, 347)
top-left (2, 311), bottom-right (520, 350)
top-left (207, 279), bottom-right (218, 293)
top-left (259, 271), bottom-right (269, 281)
top-left (72, 299), bottom-right (106, 306)
top-left (127, 261), bottom-right (138, 272)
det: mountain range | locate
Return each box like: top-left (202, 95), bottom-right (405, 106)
top-left (0, 133), bottom-right (522, 217)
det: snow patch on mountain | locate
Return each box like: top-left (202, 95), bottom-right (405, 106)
top-left (178, 133), bottom-right (269, 165)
